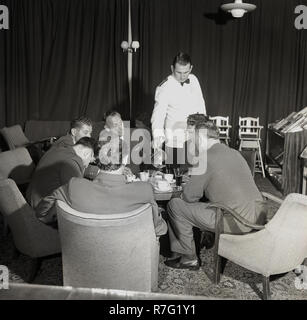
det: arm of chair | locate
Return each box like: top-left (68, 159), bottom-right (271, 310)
top-left (261, 192), bottom-right (283, 205)
top-left (29, 136), bottom-right (58, 145)
top-left (209, 203), bottom-right (264, 282)
top-left (207, 203), bottom-right (265, 230)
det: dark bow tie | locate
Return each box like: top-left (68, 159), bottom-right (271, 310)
top-left (180, 79), bottom-right (190, 86)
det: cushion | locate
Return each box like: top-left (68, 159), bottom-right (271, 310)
top-left (0, 125), bottom-right (29, 149)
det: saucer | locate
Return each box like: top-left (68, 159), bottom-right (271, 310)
top-left (154, 186), bottom-right (173, 193)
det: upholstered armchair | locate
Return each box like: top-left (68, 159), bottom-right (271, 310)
top-left (0, 148), bottom-right (36, 236)
top-left (0, 124), bottom-right (56, 163)
top-left (56, 201), bottom-right (160, 292)
top-left (0, 124), bottom-right (56, 150)
top-left (0, 125), bottom-right (30, 150)
top-left (0, 147), bottom-right (35, 185)
top-left (0, 179), bottom-right (61, 282)
top-left (208, 192), bottom-right (307, 300)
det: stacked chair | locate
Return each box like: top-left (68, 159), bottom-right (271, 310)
top-left (207, 115), bottom-right (259, 178)
top-left (209, 116), bottom-right (232, 145)
top-left (238, 117), bottom-right (265, 177)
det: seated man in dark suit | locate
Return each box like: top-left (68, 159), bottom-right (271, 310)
top-left (26, 137), bottom-right (97, 209)
top-left (51, 116), bottom-right (93, 148)
top-left (165, 115), bottom-right (267, 270)
top-left (35, 137), bottom-right (167, 237)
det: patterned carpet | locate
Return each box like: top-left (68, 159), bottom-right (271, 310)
top-left (1, 175), bottom-right (307, 300)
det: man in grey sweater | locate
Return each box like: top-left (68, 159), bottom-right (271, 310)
top-left (165, 115), bottom-right (266, 270)
top-left (36, 136), bottom-right (167, 237)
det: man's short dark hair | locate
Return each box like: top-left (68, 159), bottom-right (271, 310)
top-left (75, 137), bottom-right (97, 153)
top-left (172, 52), bottom-right (192, 67)
top-left (70, 116), bottom-right (93, 130)
top-left (194, 119), bottom-right (220, 140)
top-left (104, 110), bottom-right (121, 121)
top-left (187, 113), bottom-right (210, 127)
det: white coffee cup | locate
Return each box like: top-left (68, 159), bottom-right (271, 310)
top-left (139, 171), bottom-right (149, 182)
top-left (164, 173), bottom-right (174, 183)
top-left (157, 180), bottom-right (170, 191)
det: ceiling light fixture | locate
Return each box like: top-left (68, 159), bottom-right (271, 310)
top-left (221, 0), bottom-right (256, 18)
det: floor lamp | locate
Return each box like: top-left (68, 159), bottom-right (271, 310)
top-left (121, 0), bottom-right (140, 121)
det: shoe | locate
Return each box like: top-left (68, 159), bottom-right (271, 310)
top-left (165, 253), bottom-right (181, 262)
top-left (164, 258), bottom-right (200, 271)
top-left (200, 231), bottom-right (215, 249)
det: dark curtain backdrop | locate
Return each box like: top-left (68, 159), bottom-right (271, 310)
top-left (0, 0), bottom-right (129, 128)
top-left (1, 0), bottom-right (307, 142)
top-left (131, 0), bottom-right (307, 146)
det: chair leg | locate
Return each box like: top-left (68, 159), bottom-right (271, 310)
top-left (257, 141), bottom-right (266, 178)
top-left (262, 275), bottom-right (271, 300)
top-left (3, 217), bottom-right (9, 237)
top-left (213, 209), bottom-right (223, 284)
top-left (214, 255), bottom-right (222, 284)
top-left (27, 258), bottom-right (42, 283)
top-left (239, 140), bottom-right (242, 151)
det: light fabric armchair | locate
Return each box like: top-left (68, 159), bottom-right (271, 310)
top-left (0, 147), bottom-right (35, 185)
top-left (0, 179), bottom-right (61, 282)
top-left (0, 125), bottom-right (29, 150)
top-left (208, 192), bottom-right (307, 300)
top-left (0, 124), bottom-right (55, 163)
top-left (56, 200), bottom-right (160, 292)
top-left (0, 148), bottom-right (36, 236)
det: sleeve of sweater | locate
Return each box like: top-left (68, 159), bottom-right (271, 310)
top-left (182, 173), bottom-right (208, 203)
top-left (35, 183), bottom-right (72, 227)
top-left (60, 160), bottom-right (83, 184)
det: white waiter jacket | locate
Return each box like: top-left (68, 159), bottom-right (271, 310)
top-left (151, 74), bottom-right (206, 148)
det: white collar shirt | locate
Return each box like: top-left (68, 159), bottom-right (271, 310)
top-left (151, 74), bottom-right (206, 148)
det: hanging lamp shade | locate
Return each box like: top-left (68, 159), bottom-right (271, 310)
top-left (221, 0), bottom-right (256, 18)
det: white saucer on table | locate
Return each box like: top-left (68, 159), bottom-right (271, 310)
top-left (154, 186), bottom-right (173, 193)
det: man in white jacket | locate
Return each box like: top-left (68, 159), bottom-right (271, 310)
top-left (151, 52), bottom-right (207, 169)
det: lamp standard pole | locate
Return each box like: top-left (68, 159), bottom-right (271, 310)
top-left (127, 0), bottom-right (132, 120)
